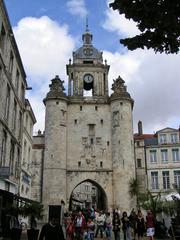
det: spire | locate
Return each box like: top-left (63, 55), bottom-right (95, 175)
top-left (86, 16), bottom-right (89, 32)
top-left (82, 17), bottom-right (93, 45)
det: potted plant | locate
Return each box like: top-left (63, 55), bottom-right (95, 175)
top-left (21, 202), bottom-right (44, 240)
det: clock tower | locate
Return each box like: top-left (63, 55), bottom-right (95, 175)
top-left (41, 24), bottom-right (135, 221)
top-left (66, 24), bottom-right (109, 97)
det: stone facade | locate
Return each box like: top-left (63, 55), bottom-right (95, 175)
top-left (20, 99), bottom-right (36, 199)
top-left (0, 0), bottom-right (27, 194)
top-left (35, 26), bottom-right (136, 221)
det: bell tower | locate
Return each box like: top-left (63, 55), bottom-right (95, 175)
top-left (66, 24), bottom-right (109, 97)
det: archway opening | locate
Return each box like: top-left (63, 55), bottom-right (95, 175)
top-left (69, 179), bottom-right (107, 212)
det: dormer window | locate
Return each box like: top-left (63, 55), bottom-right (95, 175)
top-left (159, 134), bottom-right (167, 144)
top-left (171, 133), bottom-right (178, 143)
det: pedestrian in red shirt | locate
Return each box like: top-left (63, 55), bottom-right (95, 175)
top-left (146, 210), bottom-right (155, 240)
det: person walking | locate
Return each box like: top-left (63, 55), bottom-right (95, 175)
top-left (146, 210), bottom-right (155, 240)
top-left (86, 217), bottom-right (95, 240)
top-left (38, 216), bottom-right (65, 240)
top-left (136, 210), bottom-right (145, 240)
top-left (121, 211), bottom-right (132, 240)
top-left (66, 216), bottom-right (75, 240)
top-left (95, 211), bottom-right (105, 238)
top-left (105, 212), bottom-right (112, 240)
top-left (74, 211), bottom-right (86, 240)
top-left (112, 212), bottom-right (121, 240)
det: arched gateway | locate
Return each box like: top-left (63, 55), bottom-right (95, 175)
top-left (41, 26), bottom-right (136, 222)
top-left (69, 179), bottom-right (108, 211)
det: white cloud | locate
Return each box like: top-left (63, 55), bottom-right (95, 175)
top-left (13, 16), bottom-right (75, 132)
top-left (103, 49), bottom-right (180, 133)
top-left (66, 0), bottom-right (87, 18)
top-left (103, 1), bottom-right (140, 37)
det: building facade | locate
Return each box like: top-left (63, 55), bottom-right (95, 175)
top-left (20, 99), bottom-right (36, 199)
top-left (33, 26), bottom-right (136, 221)
top-left (0, 1), bottom-right (36, 236)
top-left (134, 122), bottom-right (180, 194)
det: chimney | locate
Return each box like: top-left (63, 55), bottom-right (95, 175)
top-left (138, 121), bottom-right (143, 135)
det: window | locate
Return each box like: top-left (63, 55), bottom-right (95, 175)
top-left (172, 149), bottom-right (180, 162)
top-left (9, 140), bottom-right (15, 175)
top-left (15, 70), bottom-right (19, 94)
top-left (0, 130), bottom-right (7, 166)
top-left (4, 84), bottom-right (10, 120)
top-left (162, 171), bottom-right (170, 189)
top-left (150, 150), bottom-right (157, 163)
top-left (100, 161), bottom-right (103, 167)
top-left (136, 141), bottom-right (140, 147)
top-left (171, 133), bottom-right (178, 143)
top-left (159, 134), bottom-right (167, 144)
top-left (9, 51), bottom-right (14, 75)
top-left (137, 158), bottom-right (142, 168)
top-left (18, 111), bottom-right (22, 139)
top-left (89, 124), bottom-right (95, 136)
top-left (78, 161), bottom-right (81, 167)
top-left (151, 172), bottom-right (159, 190)
top-left (161, 149), bottom-right (168, 163)
top-left (174, 171), bottom-right (180, 188)
top-left (0, 24), bottom-right (6, 51)
top-left (21, 83), bottom-right (25, 103)
top-left (12, 100), bottom-right (17, 130)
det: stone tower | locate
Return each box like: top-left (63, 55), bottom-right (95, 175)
top-left (42, 26), bottom-right (135, 220)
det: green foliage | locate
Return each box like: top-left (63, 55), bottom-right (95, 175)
top-left (139, 190), bottom-right (164, 217)
top-left (20, 202), bottom-right (44, 229)
top-left (129, 178), bottom-right (140, 197)
top-left (110, 0), bottom-right (180, 54)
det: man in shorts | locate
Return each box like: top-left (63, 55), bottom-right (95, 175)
top-left (146, 210), bottom-right (155, 240)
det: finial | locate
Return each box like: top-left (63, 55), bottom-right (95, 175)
top-left (86, 16), bottom-right (89, 32)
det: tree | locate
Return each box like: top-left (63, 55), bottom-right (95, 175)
top-left (21, 202), bottom-right (44, 229)
top-left (129, 178), bottom-right (141, 209)
top-left (139, 190), bottom-right (164, 218)
top-left (109, 0), bottom-right (180, 54)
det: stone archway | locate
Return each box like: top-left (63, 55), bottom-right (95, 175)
top-left (68, 179), bottom-right (108, 211)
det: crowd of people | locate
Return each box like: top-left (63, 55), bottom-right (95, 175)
top-left (38, 207), bottom-right (156, 240)
top-left (62, 208), bottom-right (155, 240)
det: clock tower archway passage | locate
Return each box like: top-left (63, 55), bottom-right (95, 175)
top-left (68, 179), bottom-right (108, 211)
top-left (41, 26), bottom-right (136, 221)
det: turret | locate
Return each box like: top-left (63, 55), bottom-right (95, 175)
top-left (43, 75), bottom-right (68, 221)
top-left (110, 76), bottom-right (135, 211)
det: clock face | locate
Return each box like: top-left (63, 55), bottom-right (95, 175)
top-left (84, 74), bottom-right (93, 83)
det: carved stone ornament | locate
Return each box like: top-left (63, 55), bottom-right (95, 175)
top-left (111, 75), bottom-right (131, 98)
top-left (46, 75), bottom-right (66, 99)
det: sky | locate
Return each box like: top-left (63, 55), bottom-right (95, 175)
top-left (4, 0), bottom-right (180, 134)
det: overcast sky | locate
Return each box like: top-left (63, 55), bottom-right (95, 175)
top-left (4, 0), bottom-right (180, 134)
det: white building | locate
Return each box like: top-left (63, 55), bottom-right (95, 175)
top-left (134, 121), bottom-right (180, 194)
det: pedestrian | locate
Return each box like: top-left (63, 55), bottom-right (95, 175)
top-left (129, 209), bottom-right (137, 240)
top-left (112, 212), bottom-right (121, 240)
top-left (74, 211), bottom-right (86, 240)
top-left (121, 211), bottom-right (132, 240)
top-left (146, 210), bottom-right (155, 240)
top-left (86, 217), bottom-right (95, 240)
top-left (38, 216), bottom-right (65, 240)
top-left (105, 212), bottom-right (112, 240)
top-left (135, 210), bottom-right (145, 240)
top-left (95, 211), bottom-right (105, 238)
top-left (66, 216), bottom-right (75, 240)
